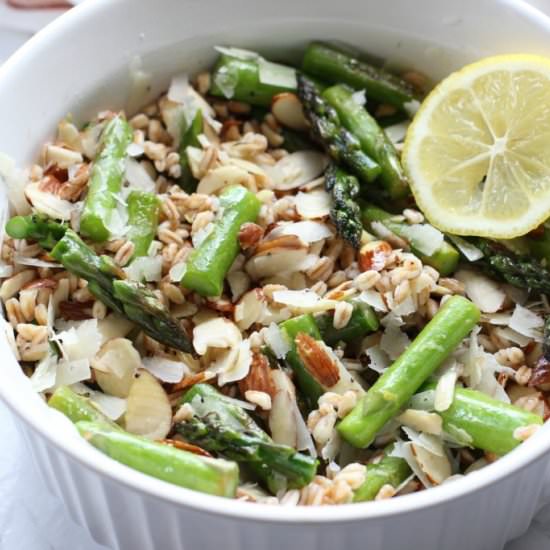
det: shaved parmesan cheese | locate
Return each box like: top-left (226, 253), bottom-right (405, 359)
top-left (141, 356), bottom-right (189, 384)
top-left (263, 322), bottom-right (290, 359)
top-left (509, 304), bottom-right (544, 341)
top-left (455, 269), bottom-right (505, 313)
top-left (272, 289), bottom-right (338, 313)
top-left (402, 224), bottom-right (444, 256)
top-left (366, 345), bottom-right (390, 373)
top-left (126, 142), bottom-right (144, 157)
top-left (448, 235), bottom-right (483, 261)
top-left (25, 181), bottom-right (75, 221)
top-left (124, 256), bottom-right (162, 282)
top-left (295, 189), bottom-right (331, 219)
top-left (0, 152), bottom-right (31, 215)
top-left (167, 73), bottom-right (190, 104)
top-left (496, 327), bottom-right (531, 347)
top-left (72, 382), bottom-right (127, 420)
top-left (384, 121), bottom-right (409, 145)
top-left (481, 312), bottom-right (512, 325)
top-left (351, 89), bottom-right (366, 106)
top-left (169, 261), bottom-right (186, 282)
top-left (359, 289), bottom-right (387, 312)
top-left (30, 352), bottom-right (58, 392)
top-left (380, 325), bottom-right (410, 360)
top-left (213, 66), bottom-right (236, 99)
top-left (125, 157), bottom-right (156, 193)
top-left (214, 46), bottom-right (259, 60)
top-left (55, 358), bottom-right (91, 387)
top-left (267, 221), bottom-right (334, 243)
top-left (258, 58), bottom-right (297, 89)
top-left (13, 255), bottom-right (61, 269)
top-left (57, 319), bottom-right (102, 363)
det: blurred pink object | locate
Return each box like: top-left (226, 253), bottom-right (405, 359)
top-left (7, 0), bottom-right (70, 8)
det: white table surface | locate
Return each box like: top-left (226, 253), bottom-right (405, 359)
top-left (1, 1), bottom-right (550, 549)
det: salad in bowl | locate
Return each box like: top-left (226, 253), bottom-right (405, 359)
top-left (1, 40), bottom-right (549, 506)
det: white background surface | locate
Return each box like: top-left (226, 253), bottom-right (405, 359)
top-left (1, 1), bottom-right (550, 548)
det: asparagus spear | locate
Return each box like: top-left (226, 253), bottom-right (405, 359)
top-left (17, 224), bottom-right (193, 352)
top-left (316, 297), bottom-right (379, 347)
top-left (176, 384), bottom-right (317, 492)
top-left (361, 202), bottom-right (460, 276)
top-left (325, 163), bottom-right (363, 248)
top-left (6, 214), bottom-right (67, 250)
top-left (80, 116), bottom-right (133, 242)
top-left (302, 42), bottom-right (419, 110)
top-left (210, 53), bottom-right (297, 107)
top-left (77, 421), bottom-right (239, 497)
top-left (180, 185), bottom-right (261, 297)
top-left (126, 191), bottom-right (160, 258)
top-left (323, 84), bottom-right (409, 200)
top-left (280, 128), bottom-right (317, 152)
top-left (470, 238), bottom-right (550, 295)
top-left (179, 109), bottom-right (203, 193)
top-left (421, 383), bottom-right (543, 455)
top-left (297, 74), bottom-right (381, 183)
top-left (353, 451), bottom-right (411, 502)
top-left (49, 385), bottom-right (121, 429)
top-left (338, 296), bottom-right (480, 448)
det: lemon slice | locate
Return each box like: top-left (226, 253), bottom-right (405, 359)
top-left (403, 54), bottom-right (550, 238)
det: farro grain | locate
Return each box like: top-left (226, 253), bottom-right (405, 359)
top-left (375, 484), bottom-right (397, 500)
top-left (130, 113), bottom-right (149, 129)
top-left (114, 241), bottom-right (135, 267)
top-left (5, 298), bottom-right (24, 327)
top-left (515, 366), bottom-right (532, 386)
top-left (495, 347), bottom-right (525, 367)
top-left (333, 301), bottom-right (353, 330)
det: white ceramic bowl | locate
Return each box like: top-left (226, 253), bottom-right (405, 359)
top-left (2, 1), bottom-right (550, 549)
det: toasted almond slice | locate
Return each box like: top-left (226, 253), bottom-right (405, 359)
top-left (124, 370), bottom-right (172, 440)
top-left (238, 350), bottom-right (276, 398)
top-left (92, 338), bottom-right (140, 398)
top-left (245, 248), bottom-right (308, 280)
top-left (295, 332), bottom-right (340, 387)
top-left (269, 369), bottom-right (297, 447)
top-left (410, 442), bottom-right (452, 485)
top-left (271, 92), bottom-right (309, 131)
top-left (196, 165), bottom-right (251, 195)
top-left (254, 234), bottom-right (305, 255)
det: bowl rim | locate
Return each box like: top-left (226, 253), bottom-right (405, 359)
top-left (2, 0), bottom-right (550, 524)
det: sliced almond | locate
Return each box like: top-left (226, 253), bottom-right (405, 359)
top-left (238, 350), bottom-right (275, 398)
top-left (265, 151), bottom-right (328, 191)
top-left (193, 317), bottom-right (242, 355)
top-left (196, 165), bottom-right (251, 195)
top-left (124, 370), bottom-right (172, 440)
top-left (46, 145), bottom-right (83, 169)
top-left (397, 409), bottom-right (443, 435)
top-left (92, 338), bottom-right (140, 398)
top-left (97, 314), bottom-right (134, 345)
top-left (269, 369), bottom-right (297, 447)
top-left (271, 92), bottom-right (309, 131)
top-left (410, 442), bottom-right (452, 485)
top-left (254, 234), bottom-right (305, 255)
top-left (295, 332), bottom-right (340, 387)
top-left (245, 247), bottom-right (308, 280)
top-left (25, 181), bottom-right (75, 221)
top-left (234, 288), bottom-right (266, 330)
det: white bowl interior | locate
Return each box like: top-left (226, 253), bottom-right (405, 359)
top-left (2, 0), bottom-right (550, 523)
